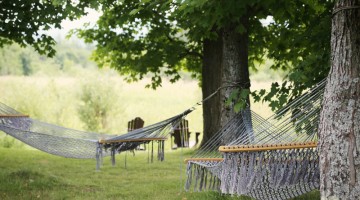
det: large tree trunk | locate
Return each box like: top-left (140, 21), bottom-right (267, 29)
top-left (220, 19), bottom-right (250, 144)
top-left (201, 18), bottom-right (250, 146)
top-left (319, 0), bottom-right (360, 199)
top-left (201, 36), bottom-right (223, 146)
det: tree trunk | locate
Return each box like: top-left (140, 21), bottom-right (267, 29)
top-left (220, 19), bottom-right (250, 144)
top-left (201, 17), bottom-right (250, 146)
top-left (201, 35), bottom-right (223, 146)
top-left (319, 0), bottom-right (360, 199)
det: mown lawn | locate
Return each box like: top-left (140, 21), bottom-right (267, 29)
top-left (0, 147), bottom-right (319, 200)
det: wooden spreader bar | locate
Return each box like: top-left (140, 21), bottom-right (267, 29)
top-left (184, 158), bottom-right (224, 163)
top-left (219, 141), bottom-right (317, 152)
top-left (0, 114), bottom-right (29, 118)
top-left (99, 137), bottom-right (167, 144)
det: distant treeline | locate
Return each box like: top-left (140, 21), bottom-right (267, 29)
top-left (0, 40), bottom-right (97, 76)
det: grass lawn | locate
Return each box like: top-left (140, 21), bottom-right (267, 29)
top-left (0, 147), bottom-right (319, 200)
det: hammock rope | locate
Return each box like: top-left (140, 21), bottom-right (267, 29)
top-left (0, 101), bottom-right (192, 169)
top-left (185, 79), bottom-right (326, 200)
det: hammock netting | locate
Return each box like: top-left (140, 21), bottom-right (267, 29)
top-left (185, 79), bottom-right (326, 200)
top-left (0, 102), bottom-right (192, 163)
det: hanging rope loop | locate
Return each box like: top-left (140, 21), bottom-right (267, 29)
top-left (190, 82), bottom-right (249, 111)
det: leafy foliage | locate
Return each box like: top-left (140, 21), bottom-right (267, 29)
top-left (74, 0), bottom-right (202, 89)
top-left (75, 0), bottom-right (333, 111)
top-left (0, 0), bottom-right (93, 57)
top-left (252, 0), bottom-right (333, 110)
top-left (226, 88), bottom-right (251, 113)
top-left (78, 78), bottom-right (120, 133)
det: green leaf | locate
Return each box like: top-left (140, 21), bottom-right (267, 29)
top-left (234, 102), bottom-right (245, 113)
top-left (251, 92), bottom-right (261, 102)
top-left (229, 89), bottom-right (240, 101)
top-left (269, 101), bottom-right (279, 111)
top-left (259, 89), bottom-right (266, 96)
top-left (129, 8), bottom-right (142, 16)
top-left (278, 94), bottom-right (288, 106)
top-left (225, 99), bottom-right (232, 107)
top-left (240, 89), bottom-right (250, 99)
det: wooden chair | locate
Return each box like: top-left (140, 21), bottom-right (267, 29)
top-left (171, 119), bottom-right (191, 148)
top-left (128, 117), bottom-right (145, 150)
top-left (128, 117), bottom-right (144, 132)
top-left (195, 132), bottom-right (201, 146)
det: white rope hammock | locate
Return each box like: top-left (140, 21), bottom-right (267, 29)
top-left (185, 79), bottom-right (326, 200)
top-left (0, 102), bottom-right (192, 170)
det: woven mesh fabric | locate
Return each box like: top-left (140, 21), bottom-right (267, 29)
top-left (219, 148), bottom-right (319, 199)
top-left (0, 102), bottom-right (191, 159)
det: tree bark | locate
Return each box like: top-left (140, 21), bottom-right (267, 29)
top-left (220, 19), bottom-right (250, 144)
top-left (201, 35), bottom-right (223, 146)
top-left (200, 17), bottom-right (250, 146)
top-left (319, 0), bottom-right (360, 199)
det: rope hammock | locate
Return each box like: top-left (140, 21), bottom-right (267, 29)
top-left (185, 79), bottom-right (326, 200)
top-left (0, 81), bottom-right (234, 167)
top-left (0, 102), bottom-right (193, 169)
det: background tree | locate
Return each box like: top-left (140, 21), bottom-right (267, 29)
top-left (75, 0), bottom-right (333, 145)
top-left (319, 0), bottom-right (360, 198)
top-left (0, 0), bottom-right (91, 57)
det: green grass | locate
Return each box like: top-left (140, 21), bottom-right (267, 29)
top-left (0, 147), bottom-right (235, 200)
top-left (0, 147), bottom-right (319, 200)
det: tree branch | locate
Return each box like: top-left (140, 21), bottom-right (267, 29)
top-left (166, 34), bottom-right (203, 59)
